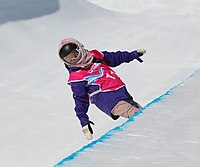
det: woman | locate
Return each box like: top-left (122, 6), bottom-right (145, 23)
top-left (58, 38), bottom-right (146, 140)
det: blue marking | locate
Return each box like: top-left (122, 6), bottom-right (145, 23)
top-left (84, 67), bottom-right (104, 84)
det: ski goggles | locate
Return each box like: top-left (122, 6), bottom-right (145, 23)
top-left (62, 48), bottom-right (81, 63)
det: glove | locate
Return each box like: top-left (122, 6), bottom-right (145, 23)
top-left (137, 49), bottom-right (146, 57)
top-left (82, 121), bottom-right (95, 140)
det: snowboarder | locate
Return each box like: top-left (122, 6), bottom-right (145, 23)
top-left (58, 38), bottom-right (146, 140)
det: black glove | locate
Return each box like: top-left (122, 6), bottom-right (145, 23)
top-left (82, 121), bottom-right (95, 140)
top-left (137, 49), bottom-right (146, 57)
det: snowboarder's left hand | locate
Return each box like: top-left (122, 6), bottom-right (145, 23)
top-left (82, 121), bottom-right (95, 140)
top-left (137, 49), bottom-right (146, 57)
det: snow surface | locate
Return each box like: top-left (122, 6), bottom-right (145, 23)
top-left (55, 69), bottom-right (200, 167)
top-left (0, 0), bottom-right (200, 167)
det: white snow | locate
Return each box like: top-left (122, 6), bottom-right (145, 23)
top-left (0, 0), bottom-right (200, 167)
top-left (55, 69), bottom-right (200, 167)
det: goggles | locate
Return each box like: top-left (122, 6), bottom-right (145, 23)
top-left (62, 48), bottom-right (81, 64)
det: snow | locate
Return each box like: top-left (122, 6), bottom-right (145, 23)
top-left (56, 69), bottom-right (200, 167)
top-left (0, 0), bottom-right (200, 167)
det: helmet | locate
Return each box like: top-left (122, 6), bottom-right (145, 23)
top-left (58, 38), bottom-right (93, 68)
top-left (59, 43), bottom-right (77, 59)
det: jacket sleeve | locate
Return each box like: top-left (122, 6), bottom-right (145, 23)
top-left (70, 81), bottom-right (90, 127)
top-left (102, 50), bottom-right (143, 67)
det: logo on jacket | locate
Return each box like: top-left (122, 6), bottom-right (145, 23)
top-left (85, 67), bottom-right (104, 84)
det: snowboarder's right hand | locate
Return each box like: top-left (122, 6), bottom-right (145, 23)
top-left (82, 121), bottom-right (94, 140)
top-left (137, 49), bottom-right (146, 57)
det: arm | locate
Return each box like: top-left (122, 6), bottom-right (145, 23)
top-left (102, 50), bottom-right (144, 67)
top-left (70, 81), bottom-right (90, 127)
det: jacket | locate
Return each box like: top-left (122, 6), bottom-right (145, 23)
top-left (66, 49), bottom-right (143, 127)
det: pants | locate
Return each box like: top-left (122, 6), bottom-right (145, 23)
top-left (111, 99), bottom-right (142, 118)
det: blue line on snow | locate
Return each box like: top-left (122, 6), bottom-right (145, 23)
top-left (55, 68), bottom-right (200, 167)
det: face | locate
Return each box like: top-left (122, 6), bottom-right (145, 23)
top-left (63, 50), bottom-right (79, 63)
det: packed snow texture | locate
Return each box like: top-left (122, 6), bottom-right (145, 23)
top-left (56, 69), bottom-right (200, 167)
top-left (0, 0), bottom-right (200, 167)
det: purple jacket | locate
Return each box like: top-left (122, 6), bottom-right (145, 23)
top-left (66, 50), bottom-right (143, 127)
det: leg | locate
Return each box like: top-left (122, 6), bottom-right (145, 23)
top-left (111, 100), bottom-right (142, 118)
